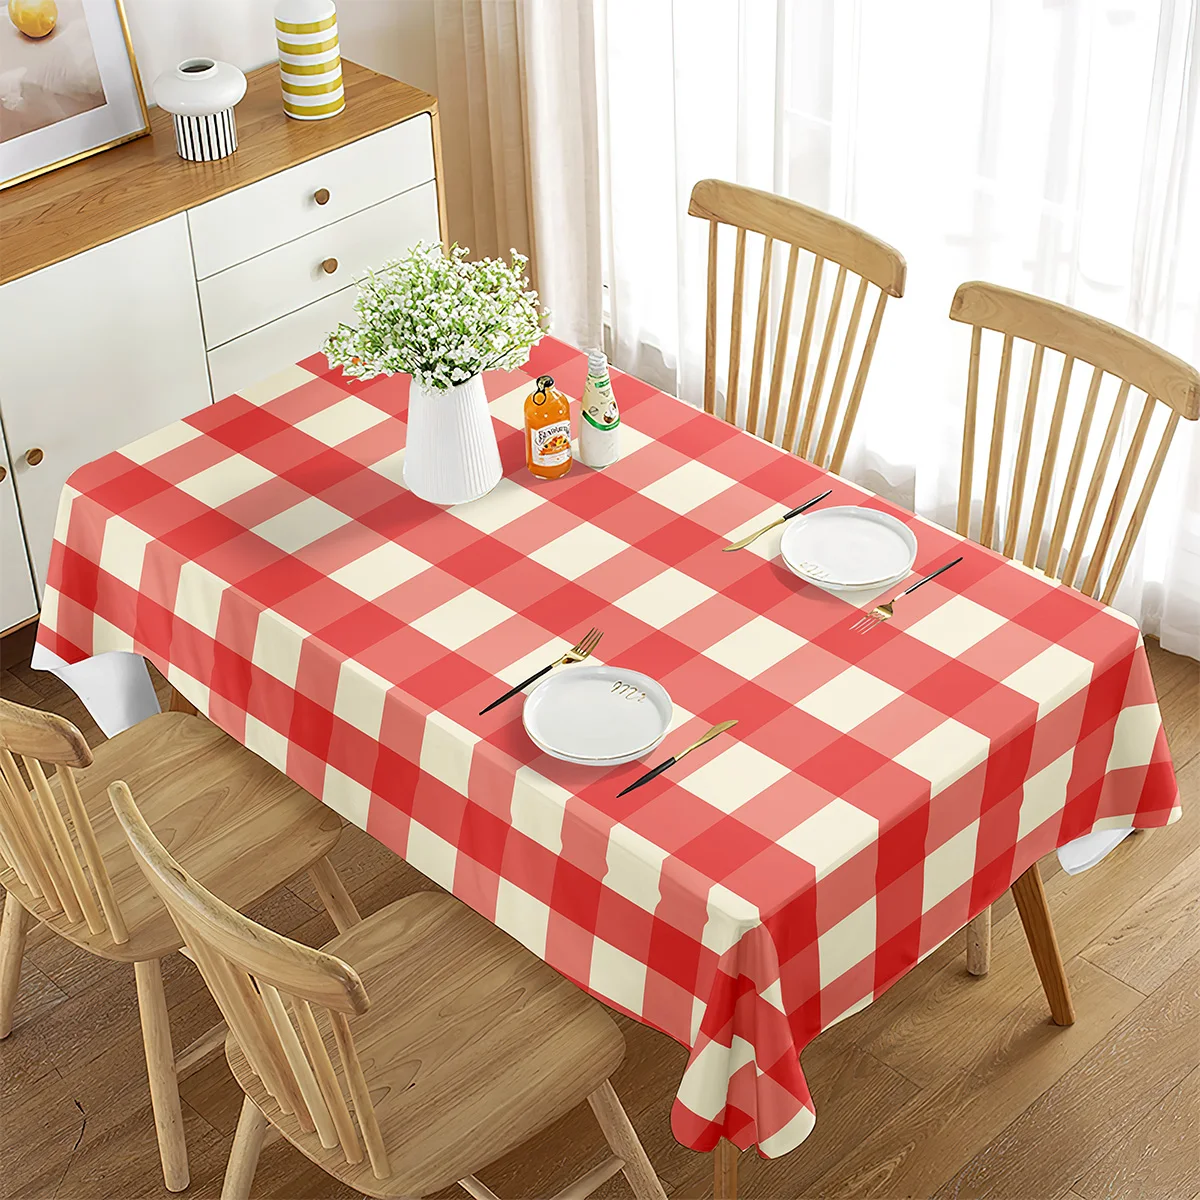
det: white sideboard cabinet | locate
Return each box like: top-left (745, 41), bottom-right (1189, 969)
top-left (0, 61), bottom-right (445, 636)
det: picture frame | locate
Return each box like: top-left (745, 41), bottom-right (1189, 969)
top-left (0, 0), bottom-right (149, 191)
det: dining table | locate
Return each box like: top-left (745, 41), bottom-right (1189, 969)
top-left (32, 336), bottom-right (1181, 1196)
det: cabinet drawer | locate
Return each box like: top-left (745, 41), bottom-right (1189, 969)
top-left (198, 180), bottom-right (439, 350)
top-left (188, 114), bottom-right (437, 280)
top-left (208, 286), bottom-right (358, 401)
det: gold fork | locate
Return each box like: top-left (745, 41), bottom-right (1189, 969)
top-left (479, 627), bottom-right (604, 713)
top-left (850, 556), bottom-right (964, 633)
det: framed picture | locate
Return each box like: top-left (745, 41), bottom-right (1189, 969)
top-left (0, 0), bottom-right (149, 190)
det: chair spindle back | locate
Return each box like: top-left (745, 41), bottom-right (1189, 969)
top-left (950, 282), bottom-right (1200, 604)
top-left (688, 178), bottom-right (906, 472)
top-left (109, 780), bottom-right (389, 1180)
top-left (0, 697), bottom-right (127, 942)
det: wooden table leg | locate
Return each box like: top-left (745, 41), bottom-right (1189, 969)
top-left (168, 687), bottom-right (198, 716)
top-left (713, 1139), bottom-right (738, 1200)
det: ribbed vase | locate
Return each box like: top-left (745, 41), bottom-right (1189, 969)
top-left (404, 374), bottom-right (503, 506)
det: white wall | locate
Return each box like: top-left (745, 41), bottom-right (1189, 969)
top-left (123, 0), bottom-right (438, 102)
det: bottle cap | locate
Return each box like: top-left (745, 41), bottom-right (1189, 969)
top-left (587, 349), bottom-right (608, 376)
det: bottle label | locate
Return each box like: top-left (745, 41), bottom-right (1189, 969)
top-left (583, 406), bottom-right (621, 431)
top-left (582, 375), bottom-right (620, 430)
top-left (531, 419), bottom-right (572, 466)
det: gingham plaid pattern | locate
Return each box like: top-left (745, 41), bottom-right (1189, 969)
top-left (36, 338), bottom-right (1180, 1157)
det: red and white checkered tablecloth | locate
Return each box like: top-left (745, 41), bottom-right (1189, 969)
top-left (36, 338), bottom-right (1180, 1157)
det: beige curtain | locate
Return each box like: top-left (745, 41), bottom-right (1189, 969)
top-left (434, 0), bottom-right (603, 348)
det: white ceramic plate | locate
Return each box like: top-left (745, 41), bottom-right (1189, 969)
top-left (524, 721), bottom-right (657, 765)
top-left (780, 556), bottom-right (910, 595)
top-left (525, 720), bottom-right (659, 764)
top-left (523, 665), bottom-right (672, 766)
top-left (780, 506), bottom-right (917, 589)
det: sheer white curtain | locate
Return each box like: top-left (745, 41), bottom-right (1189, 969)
top-left (596, 0), bottom-right (1200, 657)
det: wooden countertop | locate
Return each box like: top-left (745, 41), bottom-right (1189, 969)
top-left (0, 61), bottom-right (437, 286)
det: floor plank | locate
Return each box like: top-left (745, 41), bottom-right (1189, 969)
top-left (932, 953), bottom-right (1200, 1199)
top-left (783, 959), bottom-right (1141, 1198)
top-left (0, 635), bottom-right (1195, 1198)
top-left (2, 957), bottom-right (67, 1036)
top-left (1079, 847), bottom-right (1200, 994)
top-left (2, 1045), bottom-right (230, 1199)
top-left (1072, 1064), bottom-right (1200, 1200)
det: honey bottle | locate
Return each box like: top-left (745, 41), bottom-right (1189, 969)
top-left (525, 374), bottom-right (573, 480)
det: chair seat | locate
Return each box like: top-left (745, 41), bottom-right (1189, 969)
top-left (0, 712), bottom-right (342, 961)
top-left (226, 891), bottom-right (626, 1198)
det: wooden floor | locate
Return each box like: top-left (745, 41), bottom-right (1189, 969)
top-left (1, 632), bottom-right (1197, 1200)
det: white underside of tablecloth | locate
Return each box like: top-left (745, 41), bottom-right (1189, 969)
top-left (28, 646), bottom-right (1133, 872)
top-left (30, 645), bottom-right (161, 738)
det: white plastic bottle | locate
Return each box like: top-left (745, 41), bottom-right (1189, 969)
top-left (579, 349), bottom-right (620, 469)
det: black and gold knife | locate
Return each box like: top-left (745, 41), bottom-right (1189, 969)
top-left (722, 489), bottom-right (832, 551)
top-left (616, 720), bottom-right (738, 797)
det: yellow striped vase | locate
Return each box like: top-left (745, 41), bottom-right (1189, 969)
top-left (275, 0), bottom-right (344, 121)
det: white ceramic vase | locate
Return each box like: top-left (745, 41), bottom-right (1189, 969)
top-left (275, 0), bottom-right (345, 120)
top-left (152, 58), bottom-right (247, 162)
top-left (404, 374), bottom-right (502, 505)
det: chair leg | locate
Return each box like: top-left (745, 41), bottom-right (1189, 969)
top-left (134, 958), bottom-right (190, 1191)
top-left (713, 1139), bottom-right (739, 1200)
top-left (308, 856), bottom-right (362, 933)
top-left (1011, 863), bottom-right (1075, 1026)
top-left (174, 1019), bottom-right (229, 1077)
top-left (222, 1095), bottom-right (268, 1200)
top-left (0, 892), bottom-right (30, 1039)
top-left (966, 906), bottom-right (992, 975)
top-left (587, 1079), bottom-right (667, 1200)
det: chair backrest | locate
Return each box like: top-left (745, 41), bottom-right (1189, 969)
top-left (688, 178), bottom-right (906, 472)
top-left (0, 697), bottom-right (129, 943)
top-left (109, 780), bottom-right (390, 1180)
top-left (949, 281), bottom-right (1200, 604)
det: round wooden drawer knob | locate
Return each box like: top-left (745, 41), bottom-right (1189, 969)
top-left (314, 187), bottom-right (331, 205)
top-left (24, 447), bottom-right (44, 467)
top-left (321, 257), bottom-right (339, 274)
top-left (0, 465), bottom-right (6, 483)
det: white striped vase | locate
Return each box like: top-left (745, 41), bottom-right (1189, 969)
top-left (275, 0), bottom-right (345, 121)
top-left (152, 58), bottom-right (247, 163)
top-left (172, 109), bottom-right (238, 162)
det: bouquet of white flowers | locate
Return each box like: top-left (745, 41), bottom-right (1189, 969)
top-left (323, 241), bottom-right (545, 392)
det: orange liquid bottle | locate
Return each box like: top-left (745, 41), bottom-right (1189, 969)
top-left (525, 374), bottom-right (573, 480)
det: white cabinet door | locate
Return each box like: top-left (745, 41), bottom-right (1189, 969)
top-left (0, 215), bottom-right (211, 592)
top-left (0, 419), bottom-right (37, 633)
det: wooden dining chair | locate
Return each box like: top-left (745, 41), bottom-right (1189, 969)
top-left (688, 178), bottom-right (906, 472)
top-left (949, 280), bottom-right (1200, 981)
top-left (110, 779), bottom-right (668, 1200)
top-left (0, 698), bottom-right (361, 1192)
